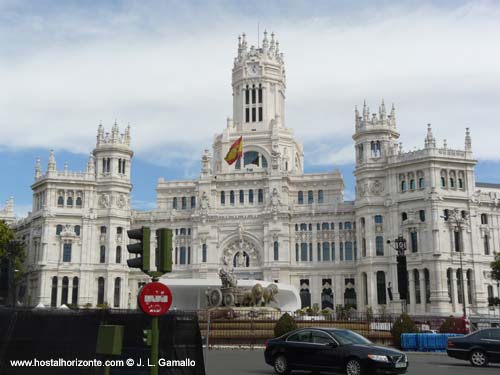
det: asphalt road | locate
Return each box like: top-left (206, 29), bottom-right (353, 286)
top-left (204, 349), bottom-right (500, 375)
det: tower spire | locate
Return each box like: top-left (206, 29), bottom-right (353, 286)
top-left (424, 123), bottom-right (436, 148)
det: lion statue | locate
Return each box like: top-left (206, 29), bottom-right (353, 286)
top-left (241, 283), bottom-right (279, 307)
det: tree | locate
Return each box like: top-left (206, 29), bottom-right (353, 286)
top-left (391, 313), bottom-right (417, 349)
top-left (0, 220), bottom-right (26, 305)
top-left (274, 313), bottom-right (298, 337)
top-left (491, 253), bottom-right (500, 282)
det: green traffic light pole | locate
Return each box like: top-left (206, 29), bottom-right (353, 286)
top-left (148, 272), bottom-right (165, 375)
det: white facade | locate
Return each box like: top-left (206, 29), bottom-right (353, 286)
top-left (13, 32), bottom-right (500, 315)
top-left (0, 196), bottom-right (15, 224)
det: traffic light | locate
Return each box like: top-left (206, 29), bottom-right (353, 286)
top-left (142, 329), bottom-right (152, 346)
top-left (127, 227), bottom-right (150, 272)
top-left (156, 228), bottom-right (173, 274)
top-left (397, 254), bottom-right (408, 301)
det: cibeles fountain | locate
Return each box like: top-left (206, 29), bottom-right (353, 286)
top-left (158, 224), bottom-right (301, 313)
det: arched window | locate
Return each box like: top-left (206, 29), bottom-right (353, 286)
top-left (362, 238), bottom-right (367, 257)
top-left (362, 273), bottom-right (368, 305)
top-left (300, 279), bottom-right (311, 308)
top-left (401, 180), bottom-right (407, 192)
top-left (414, 270), bottom-right (421, 304)
top-left (181, 196), bottom-right (187, 209)
top-left (466, 269), bottom-right (473, 304)
top-left (424, 269), bottom-right (431, 304)
top-left (114, 278), bottom-right (121, 308)
top-left (321, 279), bottom-right (334, 309)
top-left (273, 241), bottom-right (279, 261)
top-left (67, 196), bottom-right (73, 206)
top-left (173, 197), bottom-right (178, 209)
top-left (56, 224), bottom-right (63, 235)
top-left (344, 222), bottom-right (352, 230)
top-left (229, 191), bottom-right (235, 205)
top-left (74, 225), bottom-right (81, 236)
top-left (51, 276), bottom-right (58, 307)
top-left (248, 189), bottom-right (254, 204)
top-left (375, 236), bottom-right (384, 256)
top-left (116, 246), bottom-right (121, 264)
top-left (322, 223), bottom-right (329, 230)
top-left (418, 178), bottom-right (425, 189)
top-left (100, 246), bottom-right (106, 263)
top-left (57, 195), bottom-right (64, 207)
top-left (300, 243), bottom-right (308, 262)
top-left (300, 223), bottom-right (307, 231)
top-left (180, 228), bottom-right (186, 235)
top-left (298, 191), bottom-right (304, 204)
top-left (377, 271), bottom-right (386, 305)
top-left (61, 276), bottom-right (69, 306)
top-left (100, 226), bottom-right (107, 234)
top-left (447, 268), bottom-right (452, 303)
top-left (484, 235), bottom-right (490, 255)
top-left (443, 209), bottom-right (449, 221)
top-left (180, 247), bottom-right (186, 264)
top-left (450, 178), bottom-right (455, 188)
top-left (456, 269), bottom-right (464, 304)
top-left (318, 190), bottom-right (324, 203)
top-left (243, 151), bottom-right (267, 168)
top-left (339, 223), bottom-right (343, 230)
top-left (307, 191), bottom-right (313, 204)
top-left (441, 176), bottom-right (446, 188)
top-left (402, 212), bottom-right (408, 221)
top-left (72, 277), bottom-right (79, 306)
top-left (97, 277), bottom-right (105, 305)
top-left (220, 192), bottom-right (225, 205)
top-left (481, 214), bottom-right (488, 225)
top-left (487, 285), bottom-right (494, 304)
top-left (75, 196), bottom-right (82, 207)
top-left (117, 227), bottom-right (122, 235)
top-left (419, 210), bottom-right (426, 222)
top-left (410, 180), bottom-right (416, 190)
top-left (458, 178), bottom-right (463, 189)
top-left (258, 189), bottom-right (264, 203)
top-left (239, 190), bottom-right (244, 204)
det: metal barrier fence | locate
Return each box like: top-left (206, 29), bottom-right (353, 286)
top-left (197, 310), bottom-right (451, 349)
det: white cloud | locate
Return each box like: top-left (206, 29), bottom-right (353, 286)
top-left (0, 1), bottom-right (499, 164)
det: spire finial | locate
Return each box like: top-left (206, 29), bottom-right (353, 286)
top-left (87, 153), bottom-right (95, 174)
top-left (465, 127), bottom-right (472, 151)
top-left (47, 149), bottom-right (56, 172)
top-left (424, 123), bottom-right (436, 148)
top-left (35, 158), bottom-right (41, 179)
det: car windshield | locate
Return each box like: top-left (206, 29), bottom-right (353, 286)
top-left (332, 330), bottom-right (372, 345)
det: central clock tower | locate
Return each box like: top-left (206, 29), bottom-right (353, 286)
top-left (232, 32), bottom-right (286, 131)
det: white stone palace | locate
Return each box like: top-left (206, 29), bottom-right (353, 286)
top-left (10, 32), bottom-right (500, 315)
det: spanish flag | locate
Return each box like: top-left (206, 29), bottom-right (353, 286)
top-left (224, 136), bottom-right (243, 165)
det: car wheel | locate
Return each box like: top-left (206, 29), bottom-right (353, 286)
top-left (470, 350), bottom-right (488, 367)
top-left (274, 354), bottom-right (290, 375)
top-left (345, 358), bottom-right (363, 375)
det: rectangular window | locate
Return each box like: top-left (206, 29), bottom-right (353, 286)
top-left (322, 242), bottom-right (330, 261)
top-left (345, 242), bottom-right (353, 261)
top-left (252, 108), bottom-right (256, 122)
top-left (245, 87), bottom-right (249, 104)
top-left (331, 242), bottom-right (335, 261)
top-left (239, 190), bottom-right (244, 204)
top-left (318, 190), bottom-right (324, 203)
top-left (63, 243), bottom-right (72, 262)
top-left (374, 215), bottom-right (383, 224)
top-left (258, 107), bottom-right (263, 122)
top-left (249, 189), bottom-right (254, 203)
top-left (245, 108), bottom-right (250, 123)
top-left (181, 197), bottom-right (187, 209)
top-left (221, 191), bottom-right (225, 205)
top-left (300, 243), bottom-right (308, 262)
top-left (309, 243), bottom-right (313, 262)
top-left (295, 243), bottom-right (299, 262)
top-left (298, 191), bottom-right (303, 204)
top-left (340, 242), bottom-right (344, 261)
top-left (191, 196), bottom-right (196, 208)
top-left (273, 241), bottom-right (279, 261)
top-left (180, 247), bottom-right (186, 264)
top-left (484, 235), bottom-right (490, 255)
top-left (411, 232), bottom-right (418, 253)
top-left (317, 243), bottom-right (321, 262)
top-left (376, 236), bottom-right (384, 256)
top-left (454, 231), bottom-right (461, 252)
top-left (308, 191), bottom-right (313, 204)
top-left (258, 189), bottom-right (263, 203)
top-left (202, 244), bottom-right (207, 263)
top-left (252, 87), bottom-right (256, 104)
top-left (258, 87), bottom-right (262, 103)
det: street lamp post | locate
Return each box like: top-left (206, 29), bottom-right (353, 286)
top-left (387, 235), bottom-right (408, 313)
top-left (445, 209), bottom-right (468, 319)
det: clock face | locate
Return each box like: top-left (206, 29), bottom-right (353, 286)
top-left (248, 63), bottom-right (258, 75)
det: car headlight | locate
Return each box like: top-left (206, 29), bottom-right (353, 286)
top-left (368, 355), bottom-right (389, 362)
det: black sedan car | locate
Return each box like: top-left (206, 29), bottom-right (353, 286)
top-left (264, 328), bottom-right (408, 375)
top-left (447, 328), bottom-right (500, 367)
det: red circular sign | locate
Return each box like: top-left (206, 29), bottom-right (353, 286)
top-left (138, 282), bottom-right (173, 316)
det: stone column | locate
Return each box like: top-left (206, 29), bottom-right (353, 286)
top-left (419, 271), bottom-right (427, 313)
top-left (408, 271), bottom-right (416, 315)
top-left (451, 269), bottom-right (459, 314)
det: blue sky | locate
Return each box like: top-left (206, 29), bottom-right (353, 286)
top-left (1, 0), bottom-right (500, 216)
